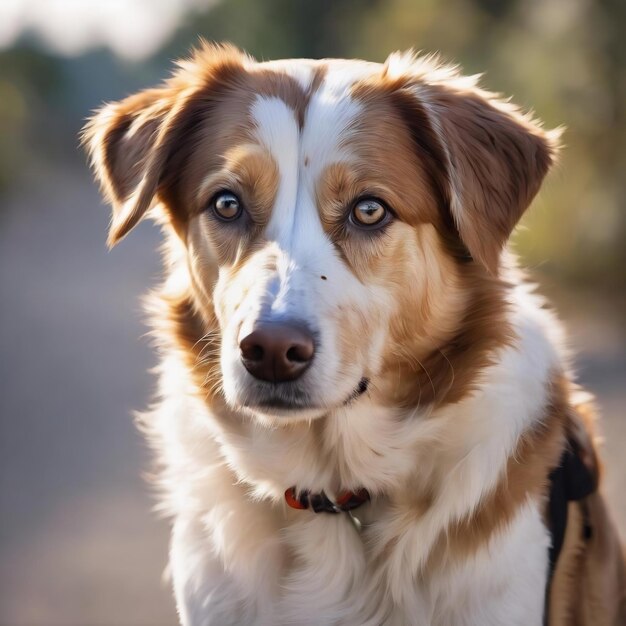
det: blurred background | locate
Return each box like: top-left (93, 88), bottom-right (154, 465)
top-left (0, 0), bottom-right (624, 624)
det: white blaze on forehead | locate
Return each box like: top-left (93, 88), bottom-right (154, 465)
top-left (300, 79), bottom-right (363, 184)
top-left (249, 72), bottom-right (365, 248)
top-left (249, 86), bottom-right (362, 252)
top-left (250, 96), bottom-right (300, 245)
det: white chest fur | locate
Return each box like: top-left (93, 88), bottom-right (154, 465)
top-left (168, 468), bottom-right (549, 626)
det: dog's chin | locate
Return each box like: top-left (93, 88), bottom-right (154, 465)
top-left (243, 404), bottom-right (328, 423)
top-left (232, 377), bottom-right (370, 424)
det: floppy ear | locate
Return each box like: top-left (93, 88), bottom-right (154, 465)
top-left (82, 87), bottom-right (185, 247)
top-left (427, 85), bottom-right (560, 273)
top-left (81, 41), bottom-right (248, 247)
top-left (388, 54), bottom-right (560, 273)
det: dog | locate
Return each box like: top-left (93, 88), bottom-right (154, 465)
top-left (83, 42), bottom-right (626, 625)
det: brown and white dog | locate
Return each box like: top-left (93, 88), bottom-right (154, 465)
top-left (83, 43), bottom-right (626, 625)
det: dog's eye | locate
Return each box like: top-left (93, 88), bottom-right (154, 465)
top-left (350, 198), bottom-right (388, 228)
top-left (211, 191), bottom-right (242, 221)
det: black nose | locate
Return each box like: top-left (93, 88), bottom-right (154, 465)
top-left (239, 322), bottom-right (315, 383)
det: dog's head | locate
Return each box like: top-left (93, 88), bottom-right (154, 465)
top-left (84, 43), bottom-right (558, 422)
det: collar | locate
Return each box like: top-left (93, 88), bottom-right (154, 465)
top-left (285, 487), bottom-right (370, 514)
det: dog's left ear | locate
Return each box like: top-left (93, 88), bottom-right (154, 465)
top-left (388, 54), bottom-right (561, 273)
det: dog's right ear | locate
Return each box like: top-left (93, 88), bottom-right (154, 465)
top-left (82, 41), bottom-right (249, 247)
top-left (82, 87), bottom-right (182, 247)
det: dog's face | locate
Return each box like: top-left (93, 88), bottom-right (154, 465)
top-left (84, 44), bottom-right (557, 422)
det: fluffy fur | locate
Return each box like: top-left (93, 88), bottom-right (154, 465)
top-left (83, 42), bottom-right (625, 625)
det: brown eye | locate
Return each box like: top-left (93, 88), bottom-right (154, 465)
top-left (350, 198), bottom-right (388, 228)
top-left (212, 191), bottom-right (242, 221)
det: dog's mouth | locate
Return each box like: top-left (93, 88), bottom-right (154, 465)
top-left (242, 377), bottom-right (370, 415)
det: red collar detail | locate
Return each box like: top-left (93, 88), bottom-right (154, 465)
top-left (285, 487), bottom-right (370, 514)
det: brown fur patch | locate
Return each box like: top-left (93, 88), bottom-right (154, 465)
top-left (143, 246), bottom-right (223, 405)
top-left (350, 78), bottom-right (449, 229)
top-left (380, 263), bottom-right (514, 409)
top-left (315, 88), bottom-right (441, 246)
